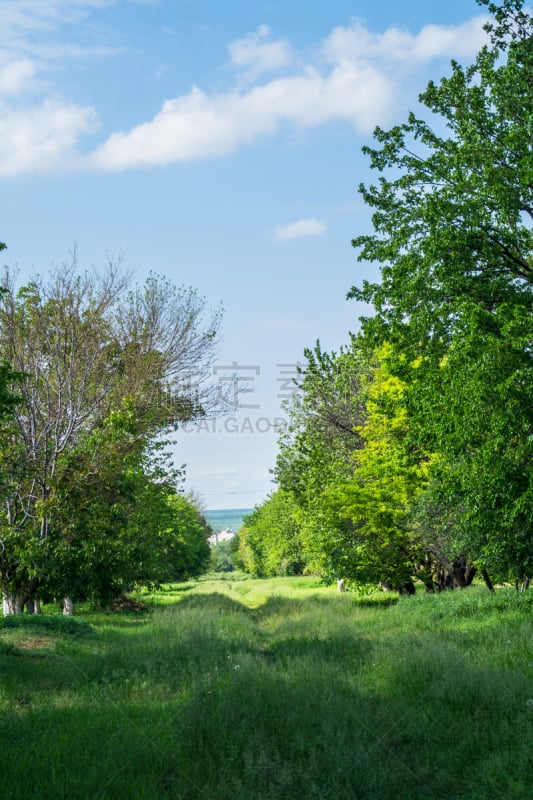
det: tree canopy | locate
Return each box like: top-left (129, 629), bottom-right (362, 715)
top-left (244, 0), bottom-right (532, 593)
top-left (347, 0), bottom-right (533, 587)
top-left (0, 255), bottom-right (221, 612)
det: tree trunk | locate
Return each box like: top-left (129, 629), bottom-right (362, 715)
top-left (63, 597), bottom-right (75, 616)
top-left (481, 569), bottom-right (495, 592)
top-left (2, 592), bottom-right (23, 615)
top-left (337, 579), bottom-right (346, 592)
top-left (464, 563), bottom-right (476, 586)
top-left (397, 580), bottom-right (416, 596)
top-left (433, 555), bottom-right (476, 591)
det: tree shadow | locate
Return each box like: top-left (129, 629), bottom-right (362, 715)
top-left (171, 590), bottom-right (251, 614)
top-left (0, 590), bottom-right (530, 800)
top-left (152, 583), bottom-right (197, 594)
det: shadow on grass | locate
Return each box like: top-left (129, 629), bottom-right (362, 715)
top-left (260, 629), bottom-right (372, 667)
top-left (150, 583), bottom-right (196, 594)
top-left (355, 594), bottom-right (399, 608)
top-left (1, 590), bottom-right (532, 800)
top-left (0, 614), bottom-right (92, 637)
top-left (172, 590), bottom-right (250, 613)
top-left (77, 612), bottom-right (153, 630)
top-left (1, 628), bottom-right (531, 800)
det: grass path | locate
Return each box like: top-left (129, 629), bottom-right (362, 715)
top-left (0, 576), bottom-right (532, 799)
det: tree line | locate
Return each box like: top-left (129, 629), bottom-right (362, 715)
top-left (237, 0), bottom-right (533, 593)
top-left (0, 249), bottom-right (222, 613)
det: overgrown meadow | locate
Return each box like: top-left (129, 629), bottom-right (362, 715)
top-left (1, 576), bottom-right (532, 800)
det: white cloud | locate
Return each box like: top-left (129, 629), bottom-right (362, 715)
top-left (0, 0), bottom-right (116, 174)
top-left (0, 97), bottom-right (98, 175)
top-left (0, 7), bottom-right (492, 176)
top-left (24, 43), bottom-right (122, 61)
top-left (321, 16), bottom-right (488, 64)
top-left (87, 13), bottom-right (490, 172)
top-left (88, 62), bottom-right (392, 170)
top-left (0, 1), bottom-right (109, 37)
top-left (228, 25), bottom-right (294, 80)
top-left (274, 218), bottom-right (328, 241)
top-left (0, 60), bottom-right (36, 94)
top-left (0, 0), bottom-right (123, 103)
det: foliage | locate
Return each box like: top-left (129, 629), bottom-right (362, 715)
top-left (349, 0), bottom-right (533, 585)
top-left (410, 318), bottom-right (533, 584)
top-left (0, 362), bottom-right (21, 421)
top-left (351, 0), bottom-right (533, 354)
top-left (327, 348), bottom-right (434, 589)
top-left (276, 340), bottom-right (366, 501)
top-left (237, 490), bottom-right (304, 577)
top-left (274, 339), bottom-right (368, 575)
top-left (158, 493), bottom-right (212, 582)
top-left (0, 256), bottom-right (222, 608)
top-left (254, 1), bottom-right (533, 590)
top-left (39, 428), bottom-right (211, 605)
top-left (209, 540), bottom-right (236, 572)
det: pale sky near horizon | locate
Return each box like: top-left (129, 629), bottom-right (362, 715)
top-left (1, 0), bottom-right (491, 509)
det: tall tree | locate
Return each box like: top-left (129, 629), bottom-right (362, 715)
top-left (328, 351), bottom-right (414, 590)
top-left (274, 339), bottom-right (368, 577)
top-left (0, 257), bottom-right (222, 612)
top-left (350, 0), bottom-right (533, 586)
top-left (351, 0), bottom-right (532, 354)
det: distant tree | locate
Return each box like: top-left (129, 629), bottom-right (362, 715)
top-left (210, 540), bottom-right (235, 573)
top-left (238, 490), bottom-right (304, 577)
top-left (0, 256), bottom-right (222, 613)
top-left (274, 340), bottom-right (368, 577)
top-left (157, 493), bottom-right (212, 583)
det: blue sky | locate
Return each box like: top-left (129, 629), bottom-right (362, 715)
top-left (1, 0), bottom-right (490, 508)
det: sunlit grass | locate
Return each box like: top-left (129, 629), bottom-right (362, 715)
top-left (1, 577), bottom-right (531, 799)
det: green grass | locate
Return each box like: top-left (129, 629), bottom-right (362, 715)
top-left (1, 577), bottom-right (532, 799)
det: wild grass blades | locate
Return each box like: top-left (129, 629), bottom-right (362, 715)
top-left (0, 578), bottom-right (531, 799)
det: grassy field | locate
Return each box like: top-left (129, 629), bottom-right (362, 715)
top-left (0, 574), bottom-right (532, 800)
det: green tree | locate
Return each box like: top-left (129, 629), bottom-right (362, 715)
top-left (0, 257), bottom-right (222, 613)
top-left (36, 411), bottom-right (210, 607)
top-left (352, 0), bottom-right (532, 354)
top-left (327, 348), bottom-right (440, 592)
top-left (275, 340), bottom-right (367, 576)
top-left (350, 0), bottom-right (533, 586)
top-left (157, 493), bottom-right (212, 583)
top-left (238, 490), bottom-right (304, 577)
top-left (410, 318), bottom-right (533, 587)
top-left (210, 540), bottom-right (235, 573)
